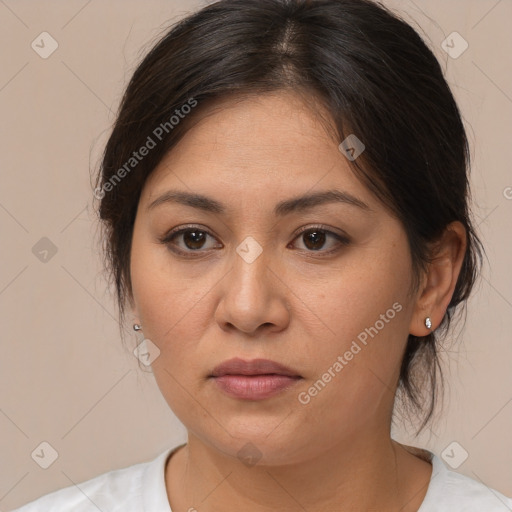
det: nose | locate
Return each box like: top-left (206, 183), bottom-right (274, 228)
top-left (214, 240), bottom-right (291, 336)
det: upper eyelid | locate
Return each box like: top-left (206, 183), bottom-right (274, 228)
top-left (163, 224), bottom-right (348, 250)
top-left (164, 224), bottom-right (345, 238)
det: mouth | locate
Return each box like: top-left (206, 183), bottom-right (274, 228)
top-left (209, 358), bottom-right (302, 400)
top-left (209, 357), bottom-right (302, 378)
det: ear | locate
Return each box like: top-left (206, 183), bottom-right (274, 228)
top-left (409, 221), bottom-right (467, 336)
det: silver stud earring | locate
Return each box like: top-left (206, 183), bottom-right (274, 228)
top-left (425, 317), bottom-right (432, 330)
top-left (133, 323), bottom-right (142, 332)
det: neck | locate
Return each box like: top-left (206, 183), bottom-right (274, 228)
top-left (165, 430), bottom-right (432, 512)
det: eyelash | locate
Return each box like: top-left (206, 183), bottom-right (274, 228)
top-left (158, 224), bottom-right (351, 258)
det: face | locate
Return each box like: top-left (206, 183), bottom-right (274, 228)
top-left (130, 91), bottom-right (419, 465)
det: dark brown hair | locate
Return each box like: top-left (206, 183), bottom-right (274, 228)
top-left (94, 0), bottom-right (483, 432)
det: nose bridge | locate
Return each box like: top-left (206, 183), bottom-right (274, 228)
top-left (231, 235), bottom-right (270, 304)
top-left (235, 234), bottom-right (266, 267)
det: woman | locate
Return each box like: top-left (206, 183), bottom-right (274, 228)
top-left (12, 0), bottom-right (512, 510)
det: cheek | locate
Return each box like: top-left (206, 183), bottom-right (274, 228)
top-left (132, 268), bottom-right (214, 352)
top-left (130, 235), bottom-right (215, 421)
top-left (298, 240), bottom-right (412, 349)
top-left (293, 240), bottom-right (414, 410)
top-left (129, 237), bottom-right (228, 423)
top-left (130, 222), bottom-right (208, 337)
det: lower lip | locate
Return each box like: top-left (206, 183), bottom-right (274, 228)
top-left (212, 375), bottom-right (301, 400)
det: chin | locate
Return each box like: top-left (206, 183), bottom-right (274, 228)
top-left (198, 425), bottom-right (315, 467)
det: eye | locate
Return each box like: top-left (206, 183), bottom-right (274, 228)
top-left (159, 225), bottom-right (221, 256)
top-left (159, 224), bottom-right (350, 258)
top-left (289, 225), bottom-right (350, 254)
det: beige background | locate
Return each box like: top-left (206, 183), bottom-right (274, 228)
top-left (1, 0), bottom-right (511, 509)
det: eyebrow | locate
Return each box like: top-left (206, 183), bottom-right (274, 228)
top-left (146, 188), bottom-right (371, 216)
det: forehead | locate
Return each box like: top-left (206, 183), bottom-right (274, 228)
top-left (140, 91), bottom-right (376, 214)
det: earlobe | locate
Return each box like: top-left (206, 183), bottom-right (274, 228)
top-left (409, 221), bottom-right (467, 336)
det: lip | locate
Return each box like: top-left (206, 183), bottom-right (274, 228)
top-left (209, 358), bottom-right (302, 400)
top-left (210, 357), bottom-right (301, 378)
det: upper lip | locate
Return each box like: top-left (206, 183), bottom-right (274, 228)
top-left (210, 358), bottom-right (302, 378)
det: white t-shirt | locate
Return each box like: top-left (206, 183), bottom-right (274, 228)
top-left (11, 443), bottom-right (512, 511)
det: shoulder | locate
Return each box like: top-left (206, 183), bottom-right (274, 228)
top-left (419, 450), bottom-right (512, 511)
top-left (10, 461), bottom-right (146, 512)
top-left (10, 447), bottom-right (176, 512)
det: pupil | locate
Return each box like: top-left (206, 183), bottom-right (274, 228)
top-left (184, 230), bottom-right (206, 249)
top-left (304, 230), bottom-right (325, 250)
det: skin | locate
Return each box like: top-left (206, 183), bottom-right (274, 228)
top-left (129, 90), bottom-right (467, 511)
